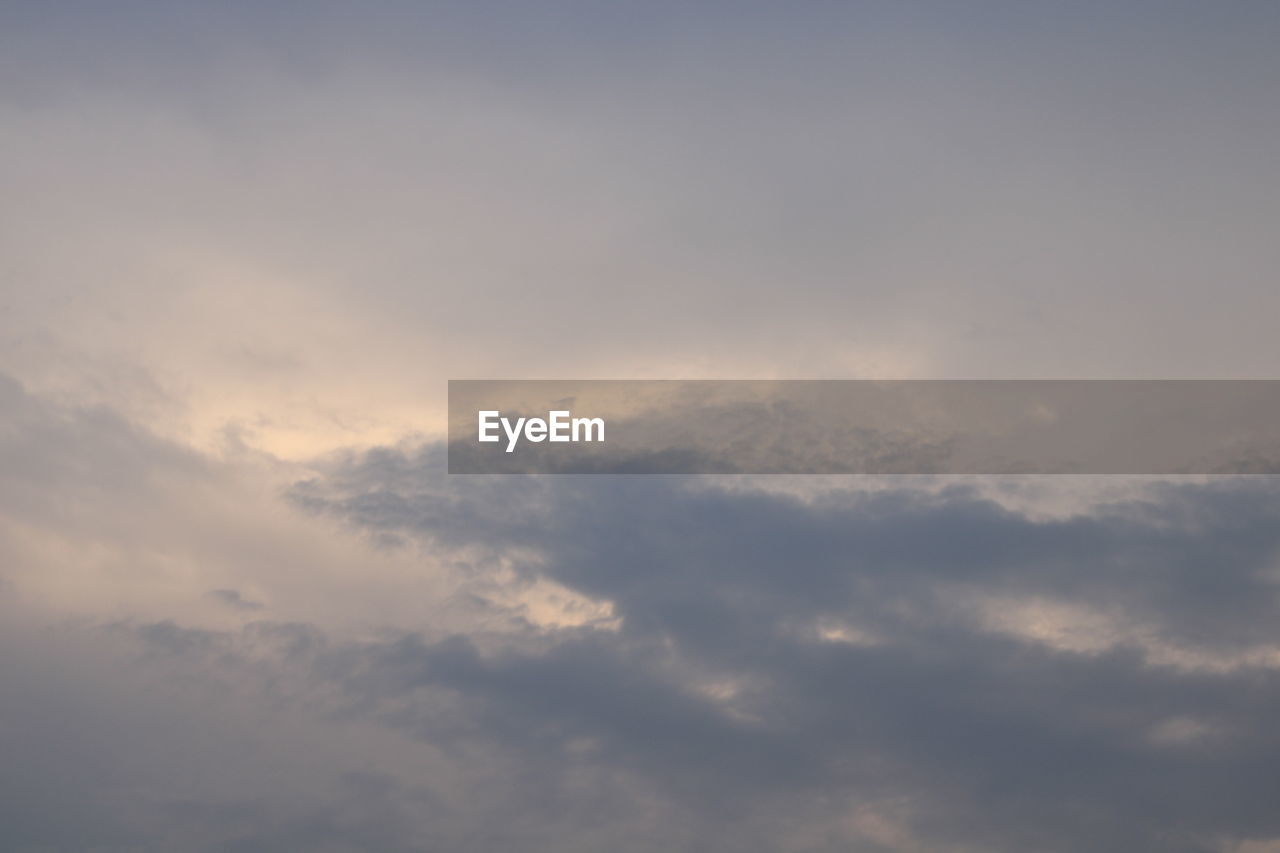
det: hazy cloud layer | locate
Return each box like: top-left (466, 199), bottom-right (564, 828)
top-left (5, 2), bottom-right (1280, 457)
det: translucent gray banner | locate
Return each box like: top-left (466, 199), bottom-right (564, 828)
top-left (448, 380), bottom-right (1280, 474)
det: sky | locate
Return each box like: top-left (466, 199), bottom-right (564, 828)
top-left (3, 2), bottom-right (1280, 851)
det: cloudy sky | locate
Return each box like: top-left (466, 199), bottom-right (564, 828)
top-left (3, 2), bottom-right (1280, 851)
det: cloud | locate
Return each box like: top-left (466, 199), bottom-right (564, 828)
top-left (275, 447), bottom-right (1280, 851)
top-left (0, 372), bottom-right (516, 635)
top-left (4, 379), bottom-right (1280, 850)
top-left (5, 3), bottom-right (1280, 464)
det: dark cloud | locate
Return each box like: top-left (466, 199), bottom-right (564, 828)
top-left (6, 381), bottom-right (1280, 850)
top-left (269, 449), bottom-right (1280, 851)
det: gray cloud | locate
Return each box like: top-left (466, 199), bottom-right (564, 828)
top-left (4, 1), bottom-right (1280, 456)
top-left (4, 397), bottom-right (1280, 850)
top-left (281, 451), bottom-right (1280, 851)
